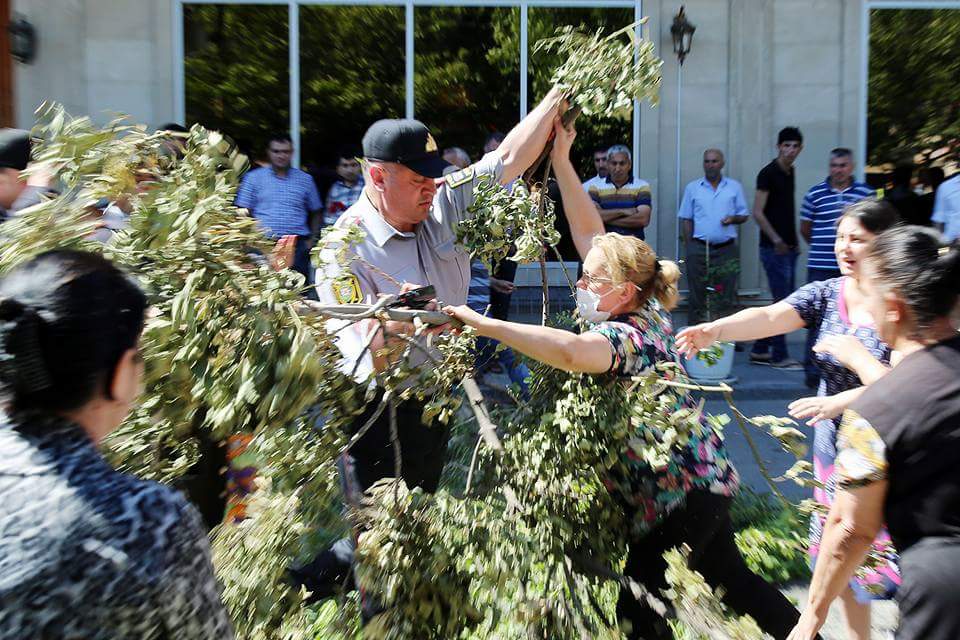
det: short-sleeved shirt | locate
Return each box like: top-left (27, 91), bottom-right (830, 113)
top-left (591, 304), bottom-right (740, 536)
top-left (317, 154), bottom-right (504, 381)
top-left (235, 166), bottom-right (322, 237)
top-left (677, 176), bottom-right (749, 244)
top-left (581, 174), bottom-right (605, 193)
top-left (588, 176), bottom-right (652, 240)
top-left (786, 277), bottom-right (892, 406)
top-left (323, 177), bottom-right (365, 227)
top-left (0, 412), bottom-right (234, 639)
top-left (800, 179), bottom-right (875, 270)
top-left (756, 159), bottom-right (798, 248)
top-left (932, 174), bottom-right (960, 240)
top-left (837, 336), bottom-right (960, 552)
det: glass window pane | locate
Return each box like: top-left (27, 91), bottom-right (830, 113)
top-left (300, 6), bottom-right (405, 174)
top-left (414, 7), bottom-right (521, 162)
top-left (183, 4), bottom-right (289, 162)
top-left (868, 9), bottom-right (960, 176)
top-left (528, 8), bottom-right (635, 179)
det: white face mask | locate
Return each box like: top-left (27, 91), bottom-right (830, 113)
top-left (576, 286), bottom-right (614, 323)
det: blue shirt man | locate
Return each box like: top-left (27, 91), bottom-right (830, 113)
top-left (235, 135), bottom-right (322, 289)
top-left (678, 148), bottom-right (749, 324)
top-left (799, 148), bottom-right (874, 277)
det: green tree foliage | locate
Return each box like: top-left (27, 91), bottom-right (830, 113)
top-left (491, 7), bottom-right (637, 176)
top-left (184, 5), bottom-right (290, 160)
top-left (299, 6), bottom-right (406, 164)
top-left (183, 7), bottom-right (640, 177)
top-left (869, 8), bottom-right (960, 167)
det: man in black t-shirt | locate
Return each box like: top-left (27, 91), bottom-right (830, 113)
top-left (750, 127), bottom-right (804, 369)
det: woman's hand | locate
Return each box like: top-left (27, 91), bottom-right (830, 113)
top-left (549, 116), bottom-right (576, 165)
top-left (675, 322), bottom-right (721, 358)
top-left (814, 334), bottom-right (871, 371)
top-left (788, 394), bottom-right (847, 426)
top-left (443, 305), bottom-right (492, 333)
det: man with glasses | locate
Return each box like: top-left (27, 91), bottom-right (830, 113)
top-left (235, 133), bottom-right (323, 288)
top-left (323, 148), bottom-right (364, 227)
top-left (798, 147), bottom-right (874, 387)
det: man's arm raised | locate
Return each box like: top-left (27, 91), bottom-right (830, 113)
top-left (495, 87), bottom-right (566, 185)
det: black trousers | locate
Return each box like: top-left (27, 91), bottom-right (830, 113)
top-left (490, 259), bottom-right (518, 321)
top-left (618, 490), bottom-right (804, 640)
top-left (342, 394), bottom-right (450, 495)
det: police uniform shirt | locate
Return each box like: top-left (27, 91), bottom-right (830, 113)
top-left (318, 153), bottom-right (504, 381)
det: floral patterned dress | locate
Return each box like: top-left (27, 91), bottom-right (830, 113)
top-left (785, 276), bottom-right (901, 601)
top-left (592, 301), bottom-right (740, 538)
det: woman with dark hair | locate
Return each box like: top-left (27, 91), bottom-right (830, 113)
top-left (788, 227), bottom-right (960, 640)
top-left (678, 199), bottom-right (902, 639)
top-left (0, 250), bottom-right (233, 639)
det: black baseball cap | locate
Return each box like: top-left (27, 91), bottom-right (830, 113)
top-left (362, 119), bottom-right (451, 179)
top-left (0, 129), bottom-right (31, 170)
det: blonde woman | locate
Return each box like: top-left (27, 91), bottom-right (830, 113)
top-left (444, 119), bottom-right (805, 640)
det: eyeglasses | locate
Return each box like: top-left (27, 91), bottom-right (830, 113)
top-left (580, 270), bottom-right (614, 286)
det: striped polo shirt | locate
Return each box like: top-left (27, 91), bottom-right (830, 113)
top-left (588, 176), bottom-right (652, 240)
top-left (800, 179), bottom-right (875, 270)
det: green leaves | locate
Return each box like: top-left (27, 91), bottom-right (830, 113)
top-left (458, 178), bottom-right (560, 271)
top-left (535, 21), bottom-right (662, 120)
top-left (0, 105), bottom-right (361, 638)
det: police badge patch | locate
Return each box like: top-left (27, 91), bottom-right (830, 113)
top-left (332, 273), bottom-right (362, 304)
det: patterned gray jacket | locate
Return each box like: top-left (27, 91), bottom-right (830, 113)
top-left (0, 412), bottom-right (234, 639)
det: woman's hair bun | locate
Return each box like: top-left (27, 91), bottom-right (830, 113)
top-left (0, 298), bottom-right (52, 394)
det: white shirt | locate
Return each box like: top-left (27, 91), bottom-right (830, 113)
top-left (677, 176), bottom-right (749, 244)
top-left (582, 174), bottom-right (605, 193)
top-left (933, 175), bottom-right (960, 241)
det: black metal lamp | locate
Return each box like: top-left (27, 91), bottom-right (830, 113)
top-left (9, 15), bottom-right (36, 64)
top-left (670, 6), bottom-right (696, 66)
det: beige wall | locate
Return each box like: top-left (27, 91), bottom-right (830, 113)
top-left (644, 0), bottom-right (865, 295)
top-left (12, 0), bottom-right (867, 296)
top-left (13, 0), bottom-right (175, 130)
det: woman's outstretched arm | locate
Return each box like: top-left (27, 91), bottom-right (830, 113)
top-left (444, 305), bottom-right (613, 373)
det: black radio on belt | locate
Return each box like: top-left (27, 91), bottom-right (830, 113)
top-left (392, 285), bottom-right (436, 310)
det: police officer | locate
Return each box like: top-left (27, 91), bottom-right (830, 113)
top-left (294, 89), bottom-right (564, 608)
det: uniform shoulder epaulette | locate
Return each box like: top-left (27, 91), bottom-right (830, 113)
top-left (444, 166), bottom-right (474, 189)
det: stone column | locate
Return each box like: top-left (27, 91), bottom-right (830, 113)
top-left (727, 0), bottom-right (775, 294)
